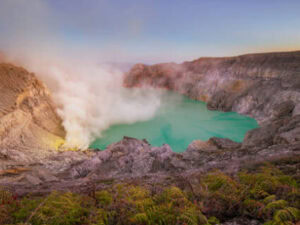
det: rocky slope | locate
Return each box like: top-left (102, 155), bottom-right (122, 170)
top-left (0, 63), bottom-right (96, 187)
top-left (0, 51), bottom-right (299, 203)
top-left (0, 63), bottom-right (67, 165)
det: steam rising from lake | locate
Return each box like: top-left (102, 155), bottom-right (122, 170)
top-left (51, 62), bottom-right (162, 149)
top-left (0, 0), bottom-right (165, 149)
top-left (10, 56), bottom-right (163, 149)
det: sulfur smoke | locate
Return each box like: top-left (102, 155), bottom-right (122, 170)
top-left (3, 51), bottom-right (163, 149)
top-left (0, 0), bottom-right (163, 149)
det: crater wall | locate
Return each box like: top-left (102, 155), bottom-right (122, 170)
top-left (125, 51), bottom-right (300, 124)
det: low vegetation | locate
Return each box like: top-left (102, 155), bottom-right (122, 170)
top-left (1, 165), bottom-right (299, 225)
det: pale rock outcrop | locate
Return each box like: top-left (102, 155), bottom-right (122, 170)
top-left (0, 63), bottom-right (66, 169)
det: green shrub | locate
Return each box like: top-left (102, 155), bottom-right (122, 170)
top-left (107, 185), bottom-right (208, 225)
top-left (199, 171), bottom-right (241, 217)
top-left (0, 164), bottom-right (298, 225)
top-left (13, 197), bottom-right (42, 223)
top-left (0, 188), bottom-right (17, 224)
top-left (95, 190), bottom-right (113, 205)
top-left (273, 207), bottom-right (300, 224)
top-left (264, 200), bottom-right (288, 216)
top-left (263, 195), bottom-right (277, 204)
top-left (239, 165), bottom-right (298, 200)
top-left (207, 216), bottom-right (220, 225)
top-left (28, 192), bottom-right (91, 225)
top-left (264, 207), bottom-right (300, 225)
top-left (243, 199), bottom-right (264, 218)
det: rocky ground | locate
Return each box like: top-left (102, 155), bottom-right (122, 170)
top-left (0, 52), bottom-right (299, 224)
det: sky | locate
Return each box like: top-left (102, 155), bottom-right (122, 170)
top-left (0, 0), bottom-right (300, 64)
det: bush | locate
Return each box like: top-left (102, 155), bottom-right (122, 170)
top-left (0, 165), bottom-right (298, 225)
top-left (0, 188), bottom-right (18, 224)
top-left (198, 171), bottom-right (241, 218)
top-left (23, 192), bottom-right (91, 225)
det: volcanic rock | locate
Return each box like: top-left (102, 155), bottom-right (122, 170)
top-left (0, 52), bottom-right (299, 197)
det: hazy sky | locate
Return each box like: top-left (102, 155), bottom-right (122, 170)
top-left (0, 0), bottom-right (300, 63)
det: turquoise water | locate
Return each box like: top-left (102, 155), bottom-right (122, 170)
top-left (91, 92), bottom-right (258, 152)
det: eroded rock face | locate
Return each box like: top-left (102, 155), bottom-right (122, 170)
top-left (0, 63), bottom-right (67, 168)
top-left (0, 64), bottom-right (65, 136)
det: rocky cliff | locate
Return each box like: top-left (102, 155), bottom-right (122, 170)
top-left (125, 51), bottom-right (300, 124)
top-left (0, 63), bottom-right (68, 169)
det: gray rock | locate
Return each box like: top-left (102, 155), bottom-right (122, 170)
top-left (272, 100), bottom-right (295, 119)
top-left (293, 103), bottom-right (300, 116)
top-left (209, 137), bottom-right (242, 149)
top-left (22, 174), bottom-right (42, 186)
top-left (274, 115), bottom-right (300, 144)
top-left (242, 123), bottom-right (280, 148)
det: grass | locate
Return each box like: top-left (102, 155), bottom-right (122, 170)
top-left (0, 164), bottom-right (299, 225)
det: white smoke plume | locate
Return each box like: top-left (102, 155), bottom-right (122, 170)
top-left (3, 51), bottom-right (163, 149)
top-left (0, 0), bottom-right (163, 149)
